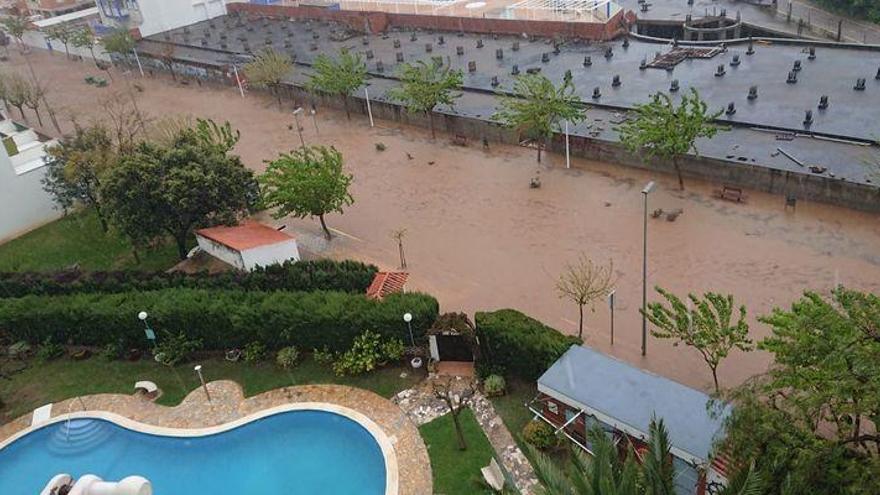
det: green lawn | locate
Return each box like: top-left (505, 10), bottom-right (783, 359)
top-left (420, 408), bottom-right (500, 495)
top-left (0, 209), bottom-right (181, 272)
top-left (0, 354), bottom-right (423, 423)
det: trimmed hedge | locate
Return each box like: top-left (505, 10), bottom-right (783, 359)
top-left (0, 289), bottom-right (438, 351)
top-left (475, 309), bottom-right (581, 380)
top-left (0, 260), bottom-right (378, 298)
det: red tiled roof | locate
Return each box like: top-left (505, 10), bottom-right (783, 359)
top-left (366, 272), bottom-right (409, 300)
top-left (196, 222), bottom-right (294, 252)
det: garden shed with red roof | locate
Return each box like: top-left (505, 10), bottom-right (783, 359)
top-left (195, 222), bottom-right (300, 271)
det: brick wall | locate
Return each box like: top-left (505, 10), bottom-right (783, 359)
top-left (226, 2), bottom-right (626, 41)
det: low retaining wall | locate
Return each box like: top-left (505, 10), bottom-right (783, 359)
top-left (134, 51), bottom-right (880, 213)
top-left (226, 2), bottom-right (626, 41)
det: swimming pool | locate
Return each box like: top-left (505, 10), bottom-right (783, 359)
top-left (0, 408), bottom-right (388, 495)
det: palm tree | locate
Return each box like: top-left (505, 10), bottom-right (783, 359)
top-left (530, 417), bottom-right (762, 495)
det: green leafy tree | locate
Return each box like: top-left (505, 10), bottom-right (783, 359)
top-left (308, 48), bottom-right (367, 120)
top-left (44, 25), bottom-right (74, 59)
top-left (100, 28), bottom-right (135, 62)
top-left (243, 48), bottom-right (292, 109)
top-left (71, 27), bottom-right (98, 64)
top-left (617, 89), bottom-right (722, 190)
top-left (0, 15), bottom-right (28, 51)
top-left (101, 120), bottom-right (255, 259)
top-left (494, 73), bottom-right (585, 163)
top-left (644, 288), bottom-right (753, 394)
top-left (42, 124), bottom-right (117, 231)
top-left (388, 60), bottom-right (463, 139)
top-left (722, 288), bottom-right (880, 495)
top-left (259, 145), bottom-right (353, 240)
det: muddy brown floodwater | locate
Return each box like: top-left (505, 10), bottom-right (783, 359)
top-left (8, 49), bottom-right (880, 393)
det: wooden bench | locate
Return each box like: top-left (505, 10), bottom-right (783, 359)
top-left (714, 185), bottom-right (746, 203)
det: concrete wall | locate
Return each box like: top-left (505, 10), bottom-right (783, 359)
top-left (226, 3), bottom-right (626, 41)
top-left (0, 140), bottom-right (61, 244)
top-left (21, 30), bottom-right (112, 62)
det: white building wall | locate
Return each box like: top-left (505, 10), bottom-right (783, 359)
top-left (195, 236), bottom-right (246, 270)
top-left (100, 0), bottom-right (228, 38)
top-left (0, 130), bottom-right (61, 243)
top-left (239, 240), bottom-right (300, 271)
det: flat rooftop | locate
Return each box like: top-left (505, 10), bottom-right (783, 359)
top-left (142, 14), bottom-right (880, 187)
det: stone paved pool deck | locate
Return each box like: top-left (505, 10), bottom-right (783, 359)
top-left (0, 381), bottom-right (432, 495)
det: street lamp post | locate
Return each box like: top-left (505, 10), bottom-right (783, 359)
top-left (292, 107), bottom-right (305, 148)
top-left (403, 312), bottom-right (414, 347)
top-left (194, 365), bottom-right (211, 403)
top-left (608, 290), bottom-right (615, 345)
top-left (641, 181), bottom-right (656, 357)
top-left (310, 104), bottom-right (319, 134)
top-left (138, 311), bottom-right (156, 348)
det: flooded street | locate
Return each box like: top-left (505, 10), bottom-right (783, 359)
top-left (11, 49), bottom-right (880, 392)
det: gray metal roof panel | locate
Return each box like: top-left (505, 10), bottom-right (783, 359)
top-left (538, 345), bottom-right (730, 461)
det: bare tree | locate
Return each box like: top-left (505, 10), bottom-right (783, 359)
top-left (556, 255), bottom-right (616, 339)
top-left (391, 228), bottom-right (407, 269)
top-left (5, 73), bottom-right (29, 120)
top-left (22, 79), bottom-right (46, 127)
top-left (101, 92), bottom-right (148, 152)
top-left (432, 378), bottom-right (475, 451)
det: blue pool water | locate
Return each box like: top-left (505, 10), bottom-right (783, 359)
top-left (0, 410), bottom-right (386, 495)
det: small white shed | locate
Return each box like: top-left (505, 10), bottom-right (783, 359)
top-left (195, 222), bottom-right (300, 271)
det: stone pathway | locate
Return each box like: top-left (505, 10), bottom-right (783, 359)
top-left (393, 376), bottom-right (540, 495)
top-left (1, 382), bottom-right (432, 495)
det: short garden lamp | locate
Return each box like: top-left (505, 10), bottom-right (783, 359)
top-left (138, 311), bottom-right (156, 347)
top-left (194, 365), bottom-right (211, 403)
top-left (403, 312), bottom-right (414, 347)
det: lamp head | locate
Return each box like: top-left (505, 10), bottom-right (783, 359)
top-left (138, 311), bottom-right (148, 321)
top-left (403, 313), bottom-right (413, 323)
top-left (641, 181), bottom-right (656, 195)
top-left (292, 107), bottom-right (304, 115)
top-left (194, 365), bottom-right (202, 372)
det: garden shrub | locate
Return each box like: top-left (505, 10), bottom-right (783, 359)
top-left (0, 289), bottom-right (439, 352)
top-left (276, 346), bottom-right (300, 369)
top-left (332, 330), bottom-right (406, 376)
top-left (475, 309), bottom-right (581, 380)
top-left (242, 341), bottom-right (267, 363)
top-left (0, 259), bottom-right (378, 298)
top-left (153, 332), bottom-right (202, 366)
top-left (482, 374), bottom-right (506, 397)
top-left (522, 419), bottom-right (558, 450)
top-left (313, 345), bottom-right (334, 365)
top-left (36, 338), bottom-right (64, 362)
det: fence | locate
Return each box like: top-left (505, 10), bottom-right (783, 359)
top-left (774, 0), bottom-right (880, 44)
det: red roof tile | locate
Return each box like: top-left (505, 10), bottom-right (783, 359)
top-left (196, 222), bottom-right (294, 251)
top-left (366, 272), bottom-right (409, 300)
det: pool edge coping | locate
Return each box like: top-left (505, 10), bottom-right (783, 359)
top-left (0, 402), bottom-right (399, 495)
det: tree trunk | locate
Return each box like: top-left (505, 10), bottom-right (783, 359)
top-left (536, 142), bottom-right (542, 163)
top-left (578, 303), bottom-right (584, 339)
top-left (175, 235), bottom-right (189, 260)
top-left (132, 247), bottom-right (141, 264)
top-left (343, 95), bottom-right (351, 120)
top-left (428, 111), bottom-right (436, 139)
top-left (672, 156), bottom-right (685, 190)
top-left (275, 85), bottom-right (283, 109)
top-left (451, 410), bottom-right (468, 451)
top-left (89, 47), bottom-right (97, 65)
top-left (710, 366), bottom-right (720, 395)
top-left (15, 105), bottom-right (25, 119)
top-left (318, 214), bottom-right (332, 240)
top-left (64, 44), bottom-right (70, 60)
top-left (32, 106), bottom-right (42, 127)
top-left (168, 64), bottom-right (176, 81)
top-left (398, 241), bottom-right (407, 269)
top-left (93, 202), bottom-right (108, 233)
top-left (104, 68), bottom-right (114, 82)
